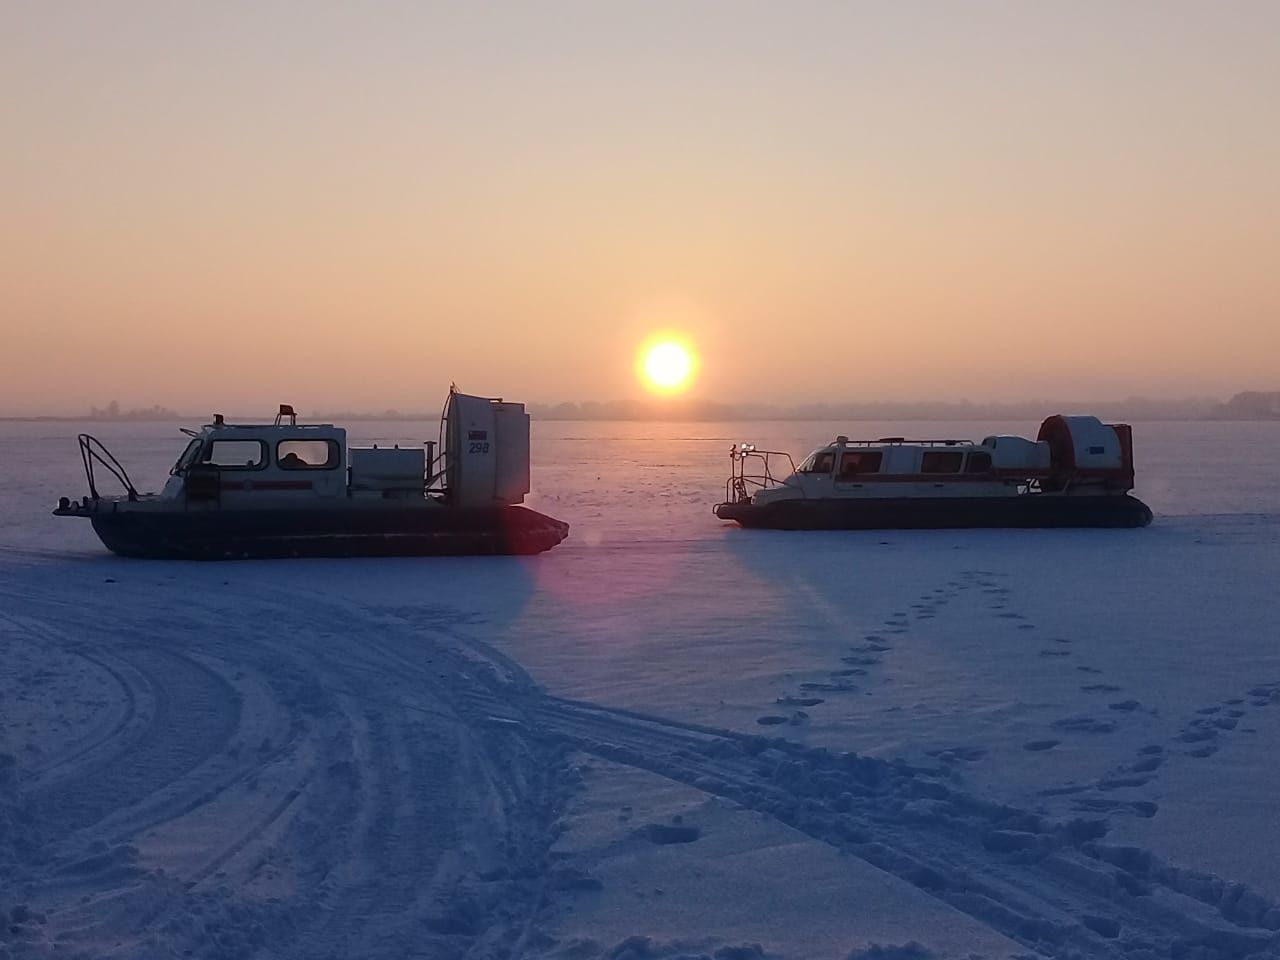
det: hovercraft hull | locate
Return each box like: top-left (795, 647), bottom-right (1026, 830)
top-left (85, 505), bottom-right (570, 559)
top-left (714, 494), bottom-right (1152, 530)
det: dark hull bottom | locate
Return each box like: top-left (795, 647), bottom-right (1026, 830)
top-left (88, 506), bottom-right (570, 559)
top-left (714, 495), bottom-right (1153, 530)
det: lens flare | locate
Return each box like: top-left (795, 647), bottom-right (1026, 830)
top-left (637, 337), bottom-right (698, 394)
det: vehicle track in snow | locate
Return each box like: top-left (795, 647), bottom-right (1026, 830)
top-left (1, 573), bottom-right (568, 960)
top-left (0, 610), bottom-right (290, 862)
top-left (6, 567), bottom-right (1280, 959)
top-left (0, 611), bottom-right (147, 787)
top-left (470, 687), bottom-right (1280, 959)
top-left (28, 646), bottom-right (241, 838)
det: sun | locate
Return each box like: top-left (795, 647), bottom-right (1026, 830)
top-left (638, 337), bottom-right (698, 394)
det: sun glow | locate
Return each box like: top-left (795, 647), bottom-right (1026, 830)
top-left (638, 337), bottom-right (698, 394)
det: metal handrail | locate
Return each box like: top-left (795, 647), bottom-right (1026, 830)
top-left (77, 434), bottom-right (138, 501)
top-left (835, 437), bottom-right (976, 447)
top-left (723, 444), bottom-right (798, 504)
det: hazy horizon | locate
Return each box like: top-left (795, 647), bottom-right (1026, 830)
top-left (4, 2), bottom-right (1278, 416)
top-left (2, 390), bottom-right (1257, 423)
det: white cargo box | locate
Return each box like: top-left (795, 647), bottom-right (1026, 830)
top-left (349, 447), bottom-right (425, 491)
top-left (981, 436), bottom-right (1051, 470)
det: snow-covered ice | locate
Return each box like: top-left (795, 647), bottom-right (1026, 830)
top-left (1, 418), bottom-right (1279, 959)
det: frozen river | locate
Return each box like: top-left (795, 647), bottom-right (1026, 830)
top-left (1, 417), bottom-right (1279, 959)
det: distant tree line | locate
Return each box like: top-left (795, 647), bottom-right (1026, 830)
top-left (526, 396), bottom-right (1225, 421)
top-left (1208, 391), bottom-right (1280, 420)
top-left (88, 401), bottom-right (181, 420)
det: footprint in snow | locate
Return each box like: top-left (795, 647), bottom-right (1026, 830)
top-left (1176, 726), bottom-right (1217, 743)
top-left (1081, 683), bottom-right (1122, 693)
top-left (1053, 716), bottom-right (1117, 734)
top-left (854, 642), bottom-right (892, 654)
top-left (1070, 794), bottom-right (1118, 813)
top-left (756, 715), bottom-right (788, 726)
top-left (642, 822), bottom-right (701, 845)
top-left (1107, 700), bottom-right (1142, 712)
top-left (930, 745), bottom-right (987, 763)
top-left (842, 654), bottom-right (882, 667)
top-left (1244, 683), bottom-right (1280, 706)
top-left (1081, 915), bottom-right (1122, 938)
top-left (1129, 754), bottom-right (1164, 773)
top-left (1068, 796), bottom-right (1158, 820)
top-left (776, 696), bottom-right (823, 708)
top-left (1039, 649), bottom-right (1070, 657)
top-left (1098, 773), bottom-right (1151, 790)
top-left (1024, 739), bottom-right (1060, 752)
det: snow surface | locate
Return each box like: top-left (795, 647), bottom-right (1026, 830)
top-left (1, 418), bottom-right (1279, 959)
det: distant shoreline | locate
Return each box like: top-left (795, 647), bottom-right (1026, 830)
top-left (4, 413), bottom-right (1278, 424)
top-left (5, 390), bottom-right (1277, 424)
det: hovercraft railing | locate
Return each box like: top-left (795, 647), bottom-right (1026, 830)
top-left (77, 434), bottom-right (139, 501)
top-left (841, 437), bottom-right (975, 447)
top-left (723, 444), bottom-right (797, 505)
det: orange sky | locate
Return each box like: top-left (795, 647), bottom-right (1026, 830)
top-left (2, 2), bottom-right (1278, 415)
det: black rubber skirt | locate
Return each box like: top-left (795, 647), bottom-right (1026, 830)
top-left (714, 495), bottom-right (1153, 530)
top-left (85, 505), bottom-right (570, 559)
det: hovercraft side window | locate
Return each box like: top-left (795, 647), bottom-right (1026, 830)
top-left (171, 438), bottom-right (203, 476)
top-left (206, 440), bottom-right (267, 469)
top-left (838, 451), bottom-right (883, 479)
top-left (965, 452), bottom-right (993, 473)
top-left (277, 439), bottom-right (340, 470)
top-left (920, 451), bottom-right (964, 474)
top-left (798, 451), bottom-right (835, 474)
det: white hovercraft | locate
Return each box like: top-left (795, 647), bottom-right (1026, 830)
top-left (714, 415), bottom-right (1152, 529)
top-left (54, 389), bottom-right (569, 558)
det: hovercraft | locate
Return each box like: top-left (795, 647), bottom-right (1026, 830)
top-left (54, 389), bottom-right (569, 559)
top-left (714, 415), bottom-right (1152, 530)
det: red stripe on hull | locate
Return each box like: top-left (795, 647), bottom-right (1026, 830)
top-left (219, 480), bottom-right (314, 491)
